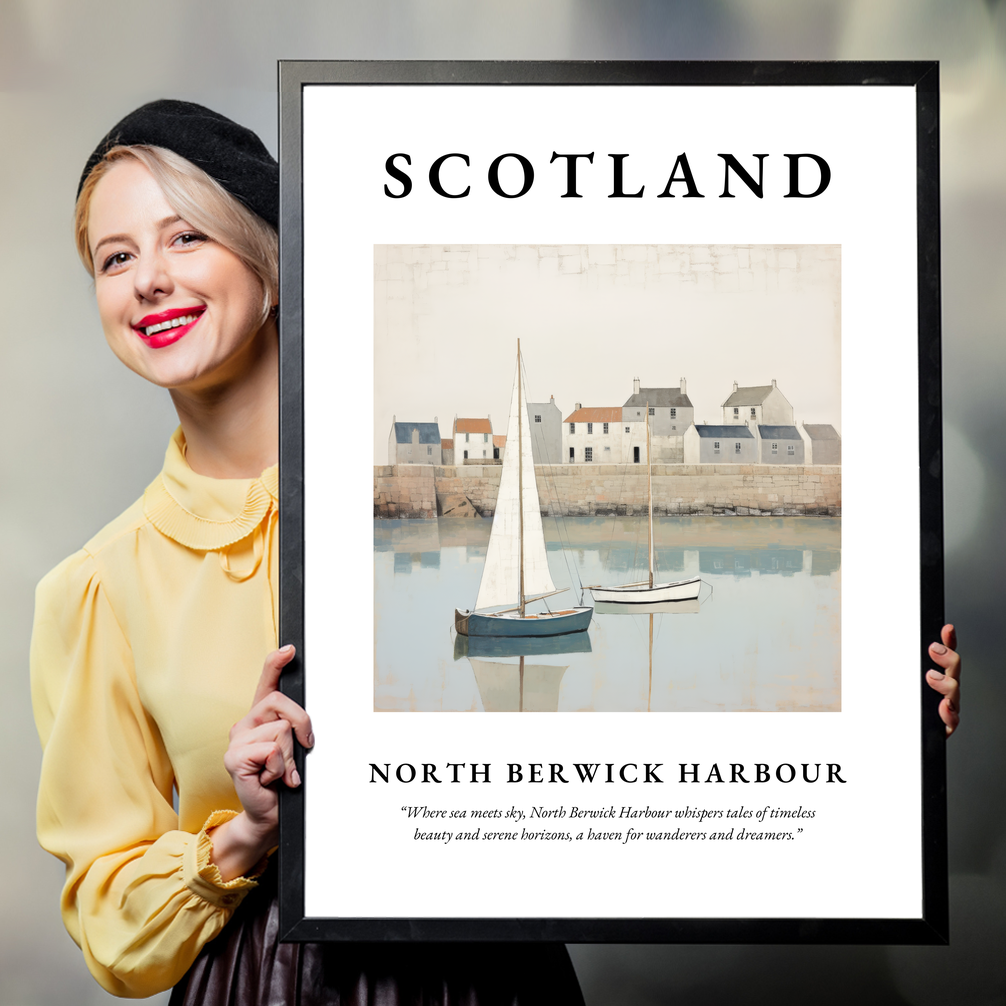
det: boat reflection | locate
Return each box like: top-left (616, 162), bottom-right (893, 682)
top-left (592, 596), bottom-right (706, 710)
top-left (469, 658), bottom-right (571, 712)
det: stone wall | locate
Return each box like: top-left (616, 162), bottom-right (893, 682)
top-left (373, 464), bottom-right (438, 519)
top-left (374, 464), bottom-right (841, 519)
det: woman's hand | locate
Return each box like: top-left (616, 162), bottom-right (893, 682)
top-left (209, 645), bottom-right (314, 881)
top-left (926, 624), bottom-right (961, 737)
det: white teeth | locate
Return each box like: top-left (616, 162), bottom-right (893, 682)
top-left (142, 313), bottom-right (199, 337)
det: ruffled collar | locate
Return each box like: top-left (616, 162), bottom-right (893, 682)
top-left (143, 428), bottom-right (278, 551)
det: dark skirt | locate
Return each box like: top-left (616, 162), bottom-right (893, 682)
top-left (169, 870), bottom-right (585, 1006)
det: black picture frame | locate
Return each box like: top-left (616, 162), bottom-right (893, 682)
top-left (277, 60), bottom-right (945, 944)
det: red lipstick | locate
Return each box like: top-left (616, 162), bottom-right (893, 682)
top-left (132, 306), bottom-right (205, 349)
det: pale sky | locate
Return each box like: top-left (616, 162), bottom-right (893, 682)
top-left (374, 244), bottom-right (841, 462)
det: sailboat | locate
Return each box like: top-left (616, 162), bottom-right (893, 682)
top-left (588, 402), bottom-right (702, 605)
top-left (454, 343), bottom-right (593, 638)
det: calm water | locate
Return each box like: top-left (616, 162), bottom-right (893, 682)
top-left (374, 516), bottom-right (840, 713)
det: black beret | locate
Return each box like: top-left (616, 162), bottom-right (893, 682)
top-left (78, 99), bottom-right (278, 228)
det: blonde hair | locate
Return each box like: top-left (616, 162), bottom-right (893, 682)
top-left (75, 145), bottom-right (278, 323)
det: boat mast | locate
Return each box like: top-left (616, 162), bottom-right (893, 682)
top-left (646, 401), bottom-right (654, 588)
top-left (517, 340), bottom-right (526, 617)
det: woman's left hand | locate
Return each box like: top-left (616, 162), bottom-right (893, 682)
top-left (926, 624), bottom-right (961, 737)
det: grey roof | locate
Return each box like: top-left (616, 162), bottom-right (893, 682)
top-left (803, 424), bottom-right (841, 440)
top-left (722, 385), bottom-right (775, 407)
top-left (758, 425), bottom-right (802, 440)
top-left (623, 387), bottom-right (692, 408)
top-left (393, 422), bottom-right (441, 445)
top-left (694, 425), bottom-right (755, 438)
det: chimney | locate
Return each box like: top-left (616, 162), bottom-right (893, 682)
top-left (575, 402), bottom-right (581, 411)
top-left (772, 378), bottom-right (777, 387)
top-left (550, 395), bottom-right (554, 404)
top-left (633, 377), bottom-right (640, 396)
top-left (732, 381), bottom-right (738, 392)
top-left (680, 377), bottom-right (686, 395)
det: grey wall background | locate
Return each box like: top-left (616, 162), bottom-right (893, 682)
top-left (1, 2), bottom-right (1003, 1003)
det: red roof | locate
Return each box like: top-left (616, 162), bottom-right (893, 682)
top-left (493, 435), bottom-right (507, 448)
top-left (564, 407), bottom-right (622, 424)
top-left (441, 439), bottom-right (452, 450)
top-left (455, 418), bottom-right (492, 435)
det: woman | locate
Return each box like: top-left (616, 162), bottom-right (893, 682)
top-left (31, 100), bottom-right (586, 1003)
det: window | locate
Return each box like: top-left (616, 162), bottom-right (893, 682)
top-left (625, 426), bottom-right (630, 433)
top-left (671, 425), bottom-right (676, 431)
top-left (735, 442), bottom-right (742, 454)
top-left (465, 432), bottom-right (470, 443)
top-left (585, 447), bottom-right (593, 462)
top-left (670, 408), bottom-right (676, 418)
top-left (569, 423), bottom-right (575, 433)
top-left (534, 414), bottom-right (541, 423)
top-left (648, 407), bottom-right (655, 416)
top-left (569, 447), bottom-right (574, 461)
top-left (750, 407), bottom-right (757, 418)
top-left (427, 446), bottom-right (433, 456)
top-left (482, 449), bottom-right (486, 457)
top-left (771, 443), bottom-right (778, 454)
top-left (787, 444), bottom-right (795, 455)
top-left (604, 446), bottom-right (611, 453)
top-left (603, 422), bottom-right (609, 434)
top-left (463, 450), bottom-right (468, 459)
top-left (733, 407), bottom-right (739, 417)
top-left (484, 433), bottom-right (488, 443)
top-left (636, 411), bottom-right (641, 417)
top-left (713, 441), bottom-right (721, 455)
top-left (633, 446), bottom-right (640, 463)
top-left (587, 422), bottom-right (593, 434)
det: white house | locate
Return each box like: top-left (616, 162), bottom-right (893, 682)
top-left (453, 416), bottom-right (493, 463)
top-left (563, 406), bottom-right (627, 463)
top-left (721, 380), bottom-right (794, 426)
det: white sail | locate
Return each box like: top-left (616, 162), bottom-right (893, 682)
top-left (474, 361), bottom-right (556, 611)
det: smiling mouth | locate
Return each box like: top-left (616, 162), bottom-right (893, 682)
top-left (136, 308), bottom-right (205, 338)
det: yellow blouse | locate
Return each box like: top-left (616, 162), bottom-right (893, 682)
top-left (31, 429), bottom-right (279, 998)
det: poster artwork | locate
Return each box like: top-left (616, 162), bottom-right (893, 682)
top-left (374, 243), bottom-right (841, 714)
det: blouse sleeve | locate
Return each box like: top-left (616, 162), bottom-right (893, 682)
top-left (31, 549), bottom-right (262, 998)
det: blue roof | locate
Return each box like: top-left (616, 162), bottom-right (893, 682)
top-left (393, 422), bottom-right (441, 445)
top-left (758, 425), bottom-right (801, 440)
top-left (695, 425), bottom-right (754, 438)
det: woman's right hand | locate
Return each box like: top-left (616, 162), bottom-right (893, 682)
top-left (209, 645), bottom-right (314, 881)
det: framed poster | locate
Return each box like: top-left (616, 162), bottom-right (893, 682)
top-left (277, 61), bottom-right (946, 943)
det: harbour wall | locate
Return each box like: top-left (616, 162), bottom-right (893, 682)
top-left (374, 464), bottom-right (841, 519)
